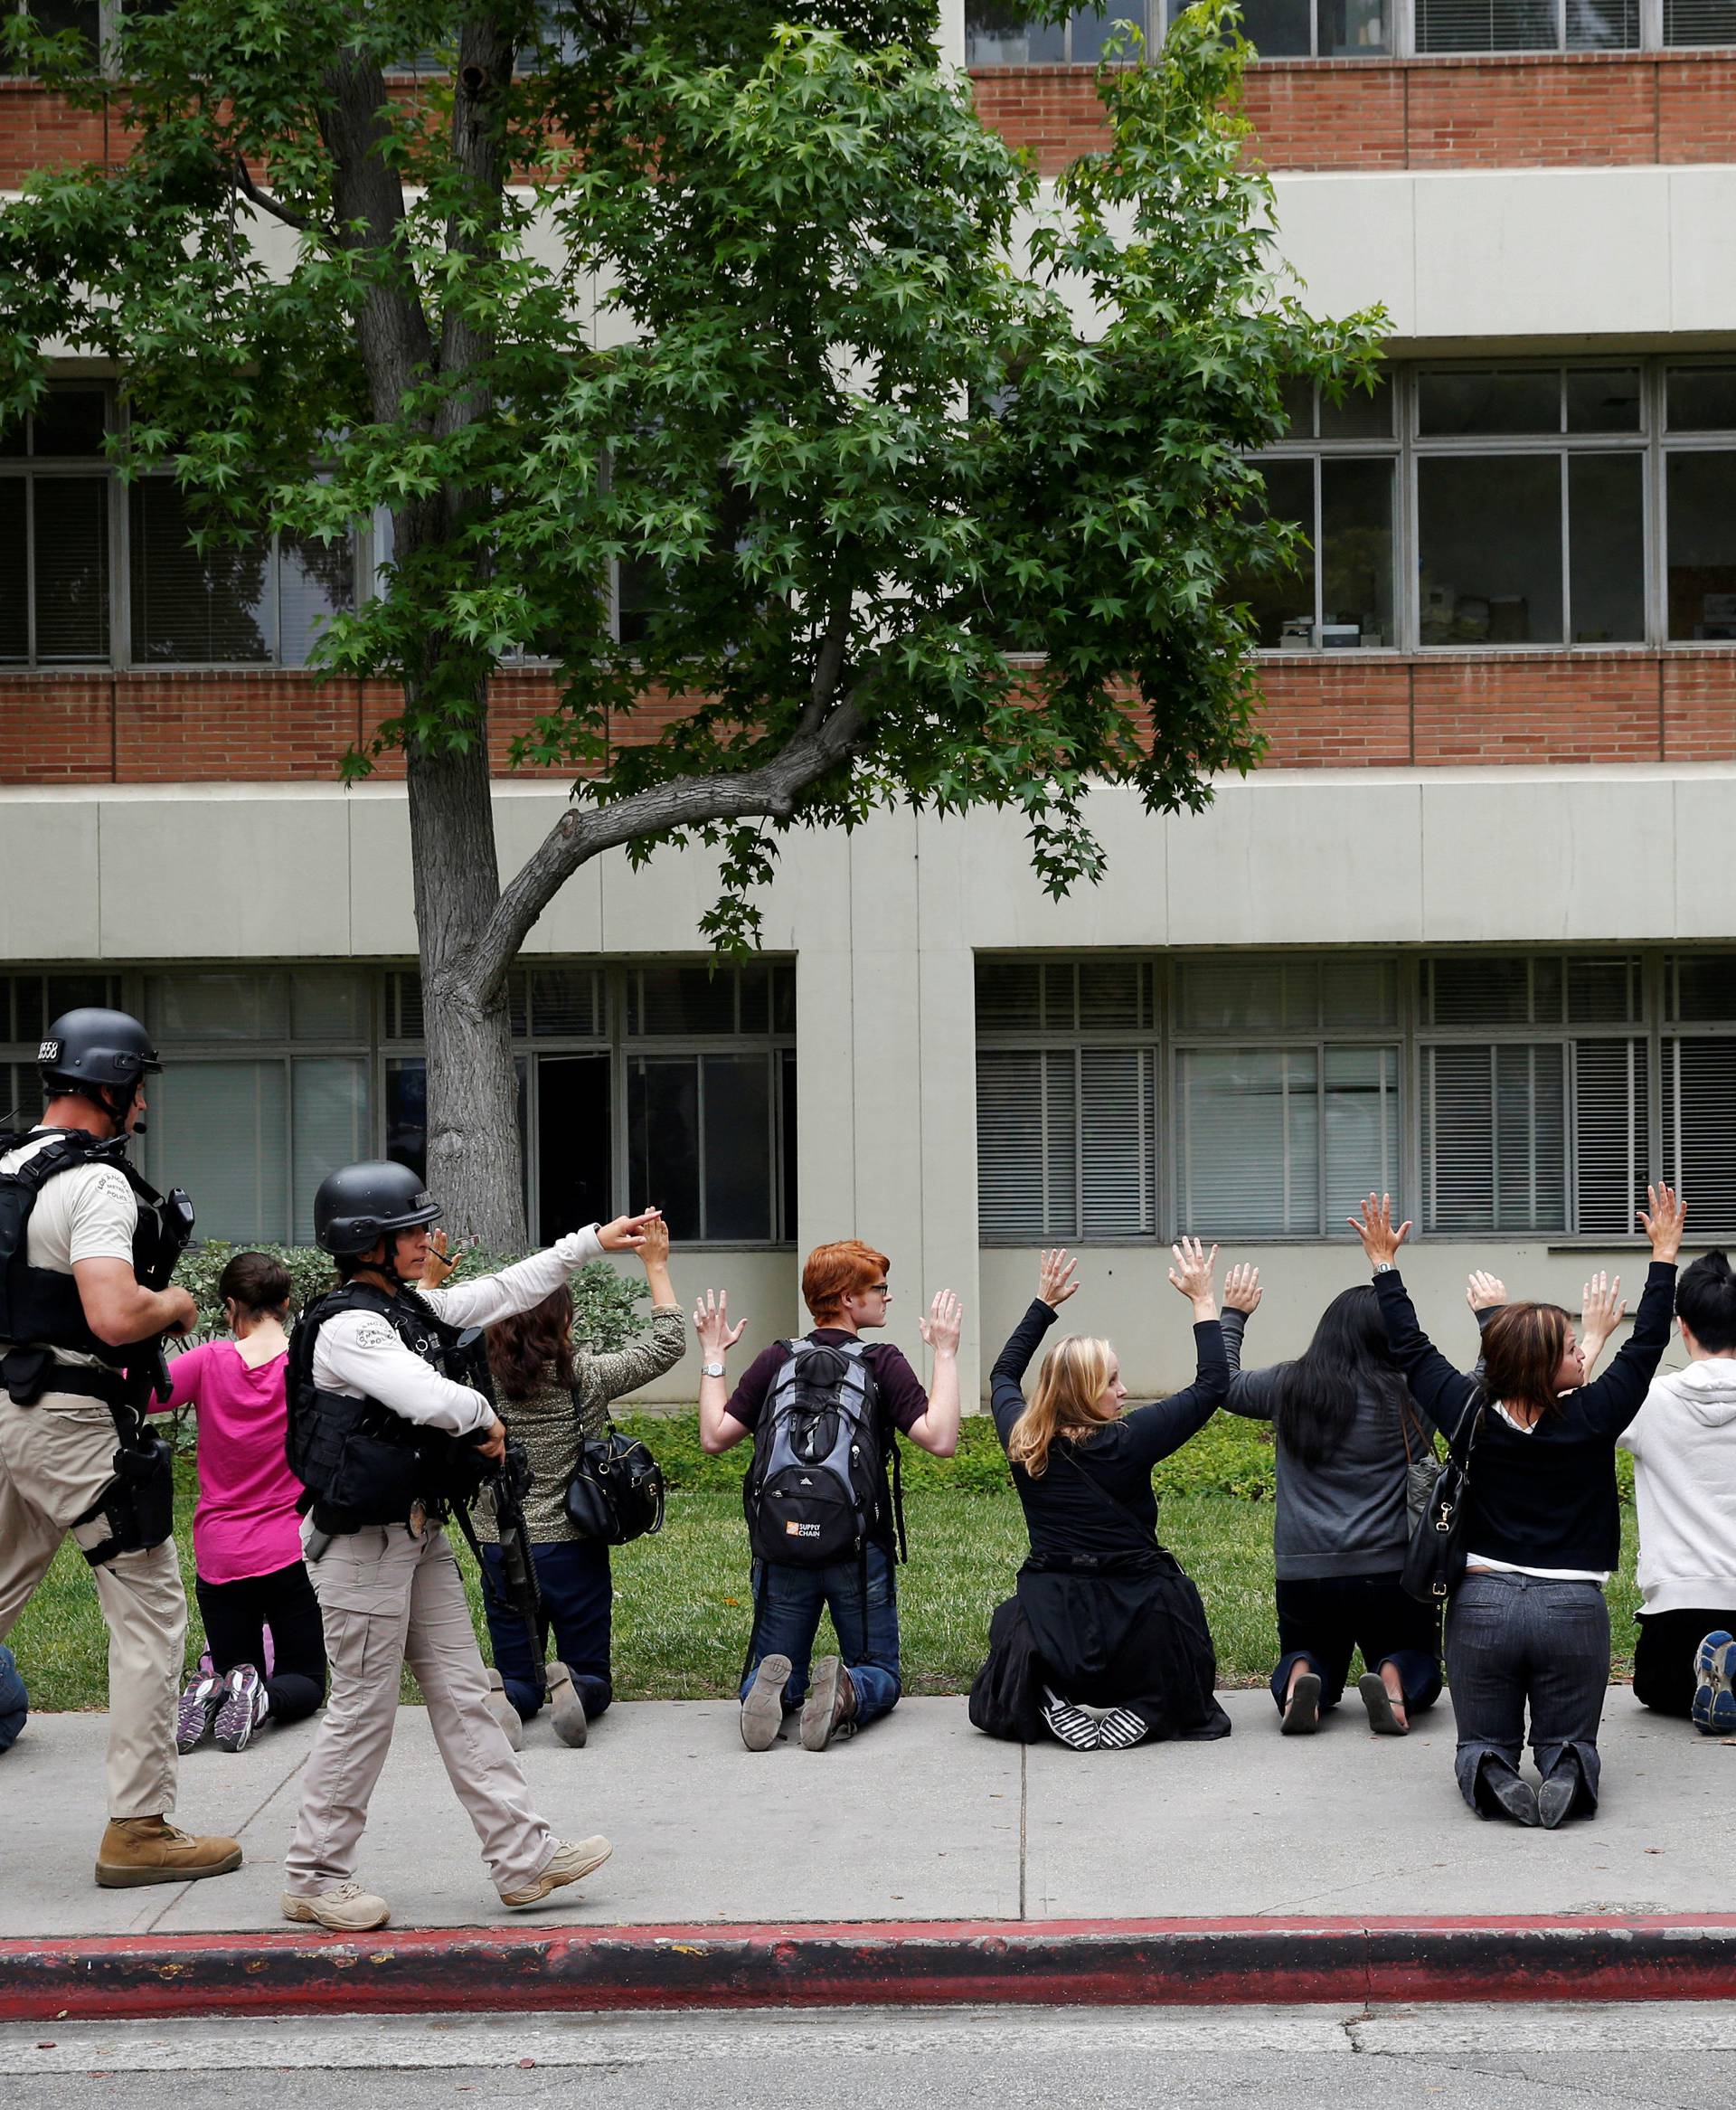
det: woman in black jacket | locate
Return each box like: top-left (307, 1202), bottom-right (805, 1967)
top-left (968, 1240), bottom-right (1247, 1753)
top-left (1222, 1279), bottom-right (1443, 1737)
top-left (1351, 1186), bottom-right (1684, 1828)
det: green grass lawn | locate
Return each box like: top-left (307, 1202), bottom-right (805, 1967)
top-left (5, 1419), bottom-right (1645, 1710)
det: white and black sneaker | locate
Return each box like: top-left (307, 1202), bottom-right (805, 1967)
top-left (1041, 1686), bottom-right (1099, 1751)
top-left (212, 1664), bottom-right (269, 1752)
top-left (1096, 1707), bottom-right (1149, 1750)
top-left (175, 1673), bottom-right (222, 1755)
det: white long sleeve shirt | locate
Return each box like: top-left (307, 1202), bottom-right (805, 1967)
top-left (309, 1228), bottom-right (607, 1434)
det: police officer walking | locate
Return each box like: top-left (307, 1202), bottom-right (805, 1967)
top-left (0, 1009), bottom-right (242, 1888)
top-left (281, 1160), bottom-right (656, 1932)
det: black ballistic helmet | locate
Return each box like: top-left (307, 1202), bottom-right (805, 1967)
top-left (314, 1159), bottom-right (442, 1257)
top-left (39, 1008), bottom-right (162, 1097)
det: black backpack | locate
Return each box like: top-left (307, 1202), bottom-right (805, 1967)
top-left (744, 1339), bottom-right (892, 1568)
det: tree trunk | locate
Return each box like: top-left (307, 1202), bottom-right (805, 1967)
top-left (405, 709), bottom-right (526, 1249)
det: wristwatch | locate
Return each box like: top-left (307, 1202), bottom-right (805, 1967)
top-left (1373, 1262), bottom-right (1395, 1275)
top-left (702, 1360), bottom-right (727, 1378)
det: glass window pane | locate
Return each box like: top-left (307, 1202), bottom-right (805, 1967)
top-left (1278, 377), bottom-right (1315, 439)
top-left (0, 414), bottom-right (24, 459)
top-left (739, 961), bottom-right (769, 1036)
top-left (146, 1061), bottom-right (288, 1244)
top-left (25, 1), bottom-right (100, 55)
top-left (1567, 957), bottom-right (1639, 1024)
top-left (1321, 957), bottom-right (1399, 1027)
top-left (1414, 0), bottom-right (1561, 46)
top-left (1318, 374), bottom-right (1393, 440)
top-left (1177, 956), bottom-right (1289, 1033)
top-left (290, 969), bottom-right (367, 1041)
top-left (1666, 451), bottom-right (1736, 641)
top-left (129, 480), bottom-right (271, 664)
top-left (291, 1057), bottom-right (369, 1244)
top-left (529, 967), bottom-right (601, 1038)
top-left (535, 1052), bottom-right (612, 1244)
top-left (1665, 0), bottom-right (1736, 43)
top-left (631, 966), bottom-right (738, 1036)
top-left (701, 1053), bottom-right (772, 1243)
top-left (0, 484), bottom-right (27, 662)
top-left (1231, 457), bottom-right (1315, 650)
top-left (1238, 0), bottom-right (1314, 53)
top-left (144, 971), bottom-right (288, 1041)
top-left (1663, 1039), bottom-right (1736, 1233)
top-left (1566, 0), bottom-right (1638, 44)
top-left (1179, 1047), bottom-right (1320, 1236)
top-left (1418, 455), bottom-right (1564, 646)
top-left (1575, 1037), bottom-right (1647, 1237)
top-left (1566, 368), bottom-right (1642, 433)
top-left (627, 1057), bottom-right (703, 1242)
top-left (1041, 961), bottom-right (1080, 1032)
top-left (1568, 453), bottom-right (1644, 645)
top-left (277, 530), bottom-right (354, 667)
top-left (1667, 367), bottom-right (1736, 431)
top-left (772, 963), bottom-right (797, 1036)
top-left (1418, 370), bottom-right (1561, 435)
top-left (385, 1057), bottom-right (427, 1182)
top-left (1319, 458), bottom-right (1394, 648)
top-left (32, 478), bottom-right (108, 662)
top-left (32, 390), bottom-right (107, 457)
top-left (1423, 1043), bottom-right (1567, 1233)
top-left (1428, 954), bottom-right (1562, 1025)
top-left (1320, 0), bottom-right (1392, 52)
top-left (976, 960), bottom-right (1043, 1036)
top-left (42, 970), bottom-right (116, 1027)
top-left (1078, 960), bottom-right (1150, 1031)
top-left (963, 5), bottom-right (1068, 61)
top-left (1324, 1046), bottom-right (1401, 1227)
top-left (1080, 1046), bottom-right (1156, 1238)
top-left (1672, 955), bottom-right (1736, 1022)
top-left (1071, 4), bottom-right (1146, 60)
top-left (977, 1049), bottom-right (1069, 1240)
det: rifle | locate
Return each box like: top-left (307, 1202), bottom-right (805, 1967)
top-left (486, 1437), bottom-right (547, 1698)
top-left (121, 1182), bottom-right (196, 1426)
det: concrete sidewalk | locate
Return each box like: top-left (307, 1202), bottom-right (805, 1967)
top-left (4, 1687), bottom-right (1732, 1935)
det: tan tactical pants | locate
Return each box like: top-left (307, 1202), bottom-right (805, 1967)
top-left (0, 1391), bottom-right (185, 1820)
top-left (284, 1519), bottom-right (557, 1900)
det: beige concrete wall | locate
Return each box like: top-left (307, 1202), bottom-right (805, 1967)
top-left (593, 1247), bottom-right (800, 1405)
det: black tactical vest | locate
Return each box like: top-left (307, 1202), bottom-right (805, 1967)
top-left (287, 1281), bottom-right (494, 1533)
top-left (0, 1129), bottom-right (185, 1363)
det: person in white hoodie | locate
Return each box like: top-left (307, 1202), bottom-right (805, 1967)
top-left (1618, 1249), bottom-right (1736, 1735)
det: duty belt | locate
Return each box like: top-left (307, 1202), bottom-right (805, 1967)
top-left (0, 1344), bottom-right (125, 1408)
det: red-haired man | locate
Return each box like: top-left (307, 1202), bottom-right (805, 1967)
top-left (694, 1241), bottom-right (962, 1751)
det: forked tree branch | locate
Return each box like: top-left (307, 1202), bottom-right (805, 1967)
top-left (231, 157), bottom-right (319, 233)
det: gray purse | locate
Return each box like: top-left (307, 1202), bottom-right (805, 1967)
top-left (1400, 1402), bottom-right (1440, 1528)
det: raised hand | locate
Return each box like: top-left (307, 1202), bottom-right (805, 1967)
top-left (1579, 1271), bottom-right (1627, 1375)
top-left (1349, 1193), bottom-right (1411, 1270)
top-left (1637, 1182), bottom-right (1685, 1263)
top-left (1167, 1235), bottom-right (1220, 1314)
top-left (1465, 1270), bottom-right (1506, 1313)
top-left (1222, 1263), bottom-right (1262, 1315)
top-left (420, 1227), bottom-right (459, 1292)
top-left (1038, 1249), bottom-right (1080, 1309)
top-left (693, 1287), bottom-right (747, 1358)
top-left (920, 1290), bottom-right (963, 1358)
top-left (638, 1214), bottom-right (671, 1268)
top-left (599, 1206), bottom-right (663, 1254)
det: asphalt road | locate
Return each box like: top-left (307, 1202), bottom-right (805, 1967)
top-left (0, 2001), bottom-right (1717, 2109)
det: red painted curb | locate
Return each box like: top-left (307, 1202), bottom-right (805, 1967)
top-left (5, 1915), bottom-right (1736, 2020)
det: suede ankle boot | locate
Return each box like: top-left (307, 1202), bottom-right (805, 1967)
top-left (95, 1815), bottom-right (243, 1888)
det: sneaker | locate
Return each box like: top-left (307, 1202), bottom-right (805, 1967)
top-left (175, 1674), bottom-right (222, 1755)
top-left (95, 1816), bottom-right (242, 1888)
top-left (545, 1661), bottom-right (589, 1749)
top-left (500, 1835), bottom-right (612, 1909)
top-left (1692, 1631), bottom-right (1736, 1736)
top-left (1280, 1671), bottom-right (1322, 1736)
top-left (1041, 1687), bottom-right (1100, 1751)
top-left (486, 1668), bottom-right (524, 1752)
top-left (740, 1652), bottom-right (792, 1752)
top-left (800, 1656), bottom-right (856, 1752)
top-left (213, 1665), bottom-right (269, 1753)
top-left (1096, 1706), bottom-right (1149, 1750)
top-left (281, 1881), bottom-right (392, 1932)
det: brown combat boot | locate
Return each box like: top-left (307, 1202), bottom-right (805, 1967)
top-left (95, 1815), bottom-right (243, 1888)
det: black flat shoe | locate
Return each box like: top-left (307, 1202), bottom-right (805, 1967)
top-left (1280, 1672), bottom-right (1322, 1736)
top-left (1357, 1671), bottom-right (1409, 1736)
top-left (1537, 1761), bottom-right (1585, 1830)
top-left (1479, 1764), bottom-right (1540, 1826)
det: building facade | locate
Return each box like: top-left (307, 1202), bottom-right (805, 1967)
top-left (5, 1), bottom-right (1736, 1399)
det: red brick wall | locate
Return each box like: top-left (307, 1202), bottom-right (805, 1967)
top-left (3, 655), bottom-right (1732, 782)
top-left (970, 52), bottom-right (1736, 175)
top-left (1254, 650), bottom-right (1736, 767)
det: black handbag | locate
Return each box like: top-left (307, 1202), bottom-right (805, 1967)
top-left (563, 1415), bottom-right (666, 1545)
top-left (1401, 1391), bottom-right (1484, 1604)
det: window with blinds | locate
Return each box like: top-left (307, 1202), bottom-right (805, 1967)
top-left (977, 951), bottom-right (1729, 1245)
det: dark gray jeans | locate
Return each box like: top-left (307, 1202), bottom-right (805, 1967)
top-left (1445, 1570), bottom-right (1609, 1818)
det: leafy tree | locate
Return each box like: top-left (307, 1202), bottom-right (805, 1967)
top-left (0, 0), bottom-right (1379, 1243)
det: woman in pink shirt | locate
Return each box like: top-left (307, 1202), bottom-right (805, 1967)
top-left (157, 1253), bottom-right (327, 1753)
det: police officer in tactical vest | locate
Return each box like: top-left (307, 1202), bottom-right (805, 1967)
top-left (0, 1009), bottom-right (243, 1888)
top-left (279, 1159), bottom-right (656, 1932)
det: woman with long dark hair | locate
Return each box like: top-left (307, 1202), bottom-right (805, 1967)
top-left (1354, 1187), bottom-right (1684, 1828)
top-left (1221, 1276), bottom-right (1442, 1736)
top-left (968, 1242), bottom-right (1247, 1752)
top-left (467, 1216), bottom-right (685, 1749)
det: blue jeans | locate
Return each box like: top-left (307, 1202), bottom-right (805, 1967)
top-left (0, 1642), bottom-right (25, 1754)
top-left (479, 1538), bottom-right (613, 1724)
top-left (1446, 1569), bottom-right (1609, 1817)
top-left (738, 1547), bottom-right (901, 1734)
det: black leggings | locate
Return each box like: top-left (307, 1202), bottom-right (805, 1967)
top-left (195, 1560), bottom-right (327, 1725)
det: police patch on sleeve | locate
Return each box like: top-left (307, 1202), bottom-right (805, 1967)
top-left (354, 1320), bottom-right (398, 1351)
